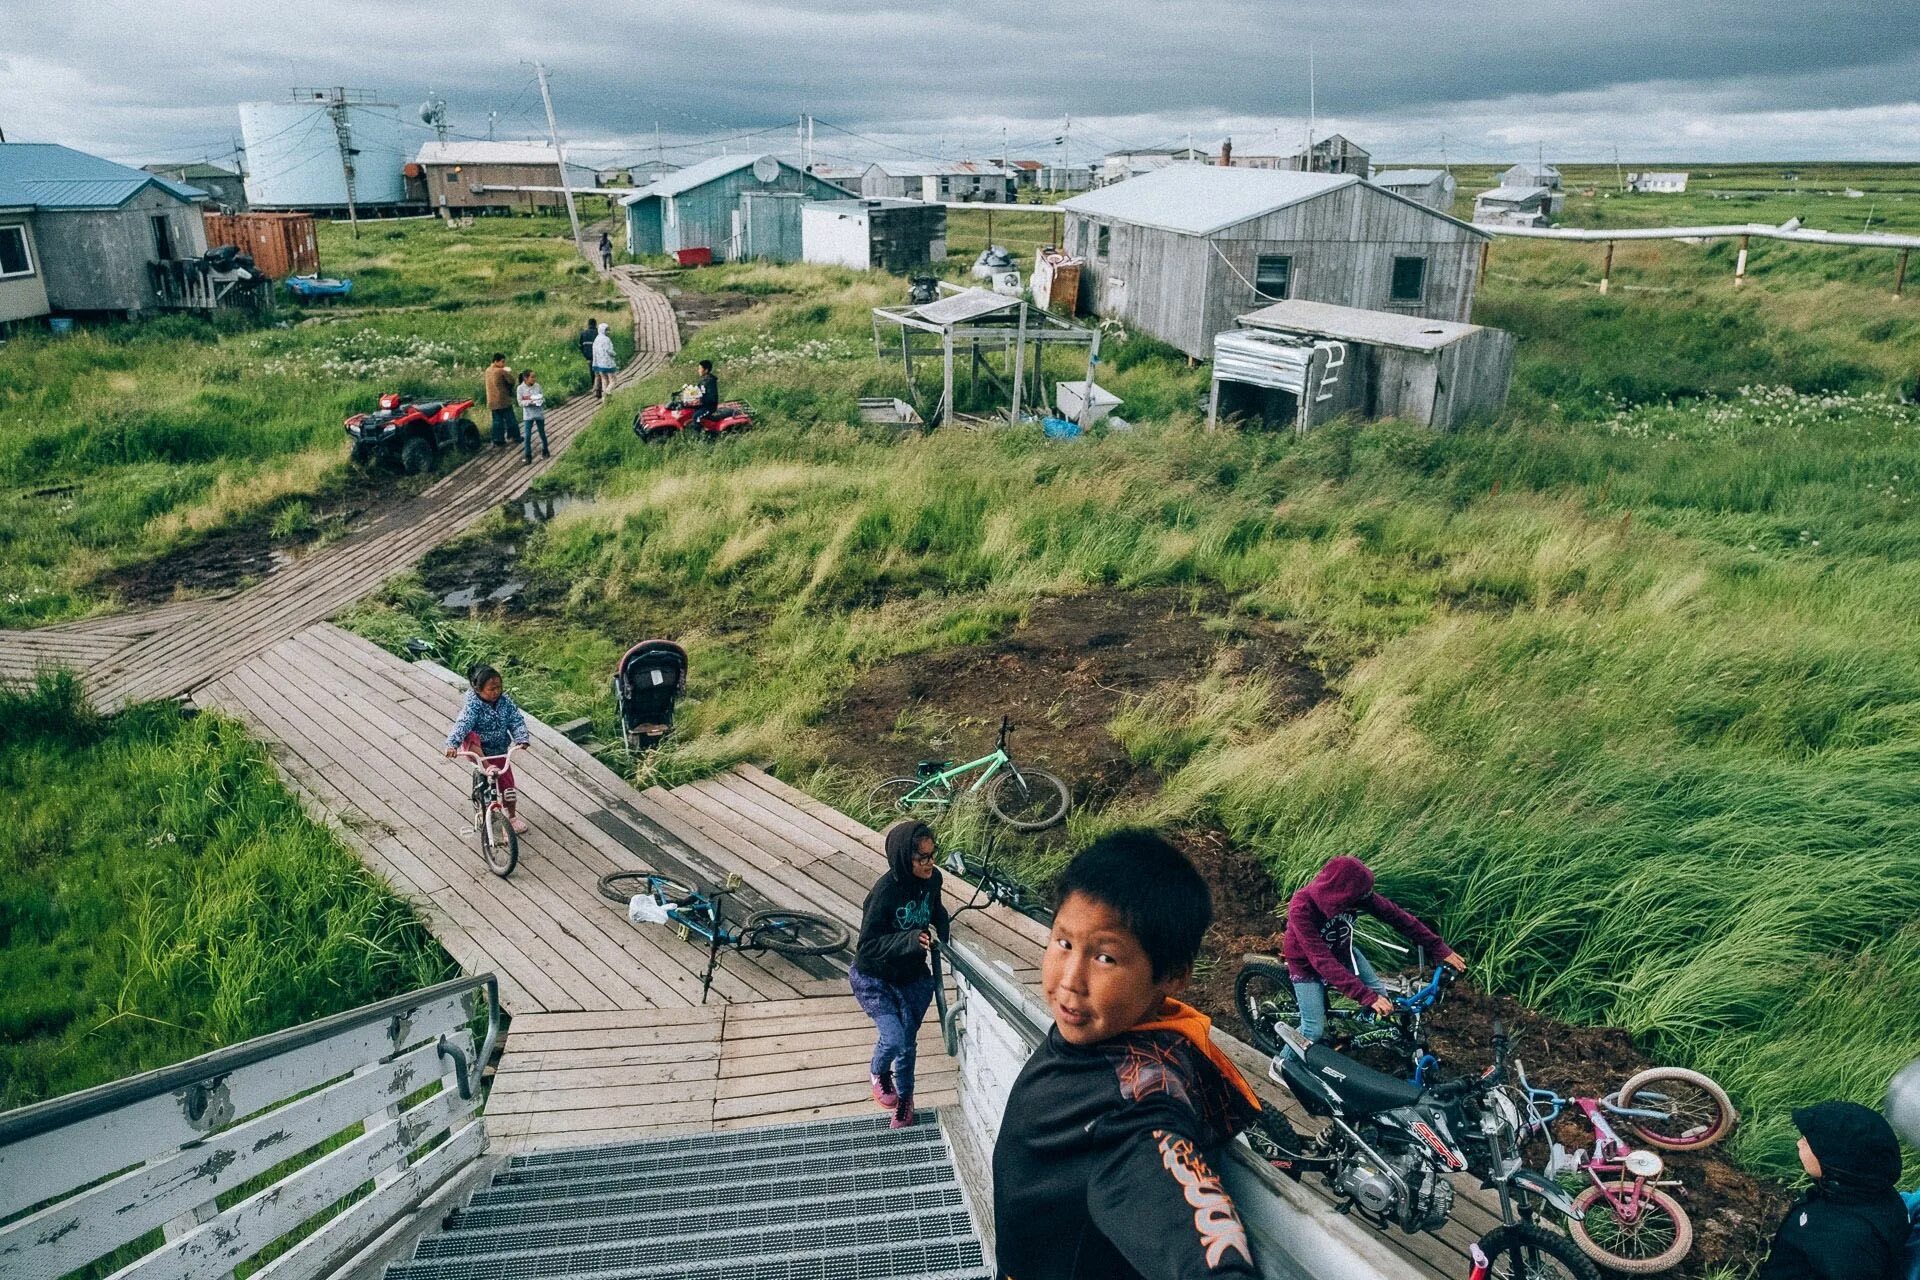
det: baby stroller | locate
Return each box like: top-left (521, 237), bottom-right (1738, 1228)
top-left (613, 640), bottom-right (688, 751)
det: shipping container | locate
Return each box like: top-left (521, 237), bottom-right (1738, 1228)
top-left (202, 211), bottom-right (319, 278)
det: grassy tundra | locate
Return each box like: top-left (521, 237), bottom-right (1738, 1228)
top-left (0, 216), bottom-right (620, 627)
top-left (348, 167), bottom-right (1920, 1178)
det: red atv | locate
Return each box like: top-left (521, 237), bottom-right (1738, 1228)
top-left (346, 394), bottom-right (481, 474)
top-left (633, 390), bottom-right (753, 443)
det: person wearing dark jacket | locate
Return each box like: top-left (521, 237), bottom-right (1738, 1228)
top-left (850, 821), bottom-right (950, 1129)
top-left (1279, 855), bottom-right (1464, 1058)
top-left (577, 317), bottom-right (598, 367)
top-left (1757, 1101), bottom-right (1909, 1280)
top-left (994, 829), bottom-right (1262, 1280)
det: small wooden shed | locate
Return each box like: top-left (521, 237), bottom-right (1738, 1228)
top-left (1210, 299), bottom-right (1514, 432)
top-left (1370, 169), bottom-right (1458, 214)
top-left (622, 155), bottom-right (852, 263)
top-left (1061, 165), bottom-right (1489, 358)
top-left (802, 199), bottom-right (947, 272)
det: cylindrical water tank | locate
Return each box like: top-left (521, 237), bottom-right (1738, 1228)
top-left (239, 98), bottom-right (409, 209)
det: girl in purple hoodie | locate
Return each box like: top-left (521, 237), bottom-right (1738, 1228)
top-left (1280, 855), bottom-right (1465, 1054)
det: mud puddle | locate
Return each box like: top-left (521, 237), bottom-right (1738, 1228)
top-left (1182, 823), bottom-right (1790, 1277)
top-left (419, 492), bottom-right (589, 612)
top-left (823, 591), bottom-right (1327, 809)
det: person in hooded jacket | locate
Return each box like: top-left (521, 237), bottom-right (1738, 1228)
top-left (1278, 855), bottom-right (1465, 1061)
top-left (851, 821), bottom-right (951, 1129)
top-left (1757, 1101), bottom-right (1909, 1280)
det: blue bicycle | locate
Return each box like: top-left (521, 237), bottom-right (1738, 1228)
top-left (1235, 959), bottom-right (1457, 1085)
top-left (599, 870), bottom-right (848, 1002)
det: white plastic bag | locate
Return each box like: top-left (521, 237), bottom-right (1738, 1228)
top-left (628, 895), bottom-right (672, 926)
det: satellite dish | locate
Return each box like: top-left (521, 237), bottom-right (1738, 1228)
top-left (419, 102), bottom-right (438, 125)
top-left (751, 155), bottom-right (780, 184)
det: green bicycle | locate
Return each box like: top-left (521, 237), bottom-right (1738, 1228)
top-left (867, 716), bottom-right (1071, 832)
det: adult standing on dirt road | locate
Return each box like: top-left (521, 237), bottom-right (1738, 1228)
top-left (590, 323), bottom-right (617, 400)
top-left (484, 354), bottom-right (517, 447)
top-left (597, 231), bottom-right (614, 271)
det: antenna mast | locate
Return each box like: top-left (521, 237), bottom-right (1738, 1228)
top-left (531, 61), bottom-right (585, 257)
top-left (322, 87), bottom-right (360, 240)
top-left (1306, 45), bottom-right (1317, 169)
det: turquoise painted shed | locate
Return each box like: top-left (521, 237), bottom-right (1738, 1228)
top-left (621, 154), bottom-right (852, 263)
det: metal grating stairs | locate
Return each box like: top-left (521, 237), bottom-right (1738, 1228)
top-left (384, 1111), bottom-right (993, 1280)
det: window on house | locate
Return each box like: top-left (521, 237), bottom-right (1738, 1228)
top-left (0, 225), bottom-right (32, 278)
top-left (1390, 255), bottom-right (1427, 302)
top-left (1096, 224), bottom-right (1111, 258)
top-left (1255, 255), bottom-right (1292, 299)
top-left (150, 215), bottom-right (176, 261)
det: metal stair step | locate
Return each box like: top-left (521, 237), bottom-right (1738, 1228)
top-left (471, 1130), bottom-right (948, 1208)
top-left (448, 1156), bottom-right (963, 1231)
top-left (386, 1212), bottom-right (979, 1280)
top-left (504, 1109), bottom-right (934, 1172)
top-left (419, 1183), bottom-right (968, 1259)
top-left (494, 1117), bottom-right (943, 1188)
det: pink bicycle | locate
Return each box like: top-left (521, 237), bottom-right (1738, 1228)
top-left (1510, 1056), bottom-right (1736, 1273)
top-left (455, 746), bottom-right (524, 877)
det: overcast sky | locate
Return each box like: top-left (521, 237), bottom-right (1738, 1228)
top-left (5, 0), bottom-right (1917, 170)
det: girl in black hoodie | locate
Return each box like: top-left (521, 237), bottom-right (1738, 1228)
top-left (1757, 1101), bottom-right (1909, 1280)
top-left (850, 821), bottom-right (951, 1129)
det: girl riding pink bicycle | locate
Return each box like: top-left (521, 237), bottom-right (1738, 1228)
top-left (442, 663), bottom-right (532, 833)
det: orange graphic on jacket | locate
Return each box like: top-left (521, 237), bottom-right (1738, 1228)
top-left (1156, 1131), bottom-right (1252, 1270)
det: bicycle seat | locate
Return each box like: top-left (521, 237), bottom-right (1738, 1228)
top-left (916, 760), bottom-right (952, 777)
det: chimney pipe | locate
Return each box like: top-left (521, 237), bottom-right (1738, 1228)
top-left (1220, 138), bottom-right (1232, 167)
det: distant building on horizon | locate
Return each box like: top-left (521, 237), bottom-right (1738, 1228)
top-left (860, 161), bottom-right (1014, 203)
top-left (1370, 169), bottom-right (1457, 214)
top-left (1627, 171), bottom-right (1689, 194)
top-left (1229, 133), bottom-right (1371, 177)
top-left (144, 161), bottom-right (245, 209)
top-left (1098, 146), bottom-right (1211, 187)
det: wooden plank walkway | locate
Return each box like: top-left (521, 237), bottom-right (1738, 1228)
top-left (0, 267), bottom-right (677, 708)
top-left (198, 621), bottom-right (1042, 1151)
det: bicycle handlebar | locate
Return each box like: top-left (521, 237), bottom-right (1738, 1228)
top-left (1392, 964), bottom-right (1455, 1013)
top-left (453, 743), bottom-right (527, 773)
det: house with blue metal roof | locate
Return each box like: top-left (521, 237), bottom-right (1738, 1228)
top-left (620, 154), bottom-right (852, 263)
top-left (0, 142), bottom-right (208, 323)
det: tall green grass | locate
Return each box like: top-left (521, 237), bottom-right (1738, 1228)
top-left (0, 217), bottom-right (620, 626)
top-left (333, 235), bottom-right (1920, 1178)
top-left (0, 674), bottom-right (452, 1109)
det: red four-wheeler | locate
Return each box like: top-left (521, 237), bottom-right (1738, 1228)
top-left (633, 389), bottom-right (753, 443)
top-left (346, 394), bottom-right (481, 474)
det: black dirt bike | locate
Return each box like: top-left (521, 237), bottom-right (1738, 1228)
top-left (1251, 1019), bottom-right (1597, 1280)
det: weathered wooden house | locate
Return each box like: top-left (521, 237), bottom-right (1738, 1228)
top-left (1501, 162), bottom-right (1562, 191)
top-left (1060, 165), bottom-right (1490, 358)
top-left (1098, 146), bottom-right (1211, 187)
top-left (144, 162), bottom-right (246, 209)
top-left (1472, 186), bottom-right (1557, 226)
top-left (622, 154), bottom-right (851, 263)
top-left (0, 143), bottom-right (208, 320)
top-left (802, 199), bottom-right (947, 272)
top-left (1627, 171), bottom-right (1689, 194)
top-left (412, 142), bottom-right (596, 213)
top-left (1231, 134), bottom-right (1372, 176)
top-left (1370, 169), bottom-right (1458, 214)
top-left (860, 162), bottom-right (1014, 203)
top-left (1037, 164), bottom-right (1095, 193)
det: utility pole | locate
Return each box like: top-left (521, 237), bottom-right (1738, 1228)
top-left (655, 120), bottom-right (663, 172)
top-left (1305, 44), bottom-right (1318, 169)
top-left (532, 61), bottom-right (584, 258)
top-left (323, 87), bottom-right (360, 239)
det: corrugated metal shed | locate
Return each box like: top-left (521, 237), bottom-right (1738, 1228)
top-left (1061, 167), bottom-right (1425, 237)
top-left (0, 144), bottom-right (203, 209)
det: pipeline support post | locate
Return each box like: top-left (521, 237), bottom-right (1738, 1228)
top-left (1897, 249), bottom-right (1910, 298)
top-left (1734, 234), bottom-right (1750, 288)
top-left (1600, 240), bottom-right (1614, 296)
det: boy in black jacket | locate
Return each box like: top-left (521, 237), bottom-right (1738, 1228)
top-left (851, 820), bottom-right (951, 1129)
top-left (993, 829), bottom-right (1262, 1280)
top-left (1757, 1101), bottom-right (1909, 1280)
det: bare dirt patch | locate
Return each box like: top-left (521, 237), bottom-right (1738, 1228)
top-left (665, 285), bottom-right (765, 336)
top-left (822, 591), bottom-right (1328, 807)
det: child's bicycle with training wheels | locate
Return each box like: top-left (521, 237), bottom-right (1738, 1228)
top-left (1235, 953), bottom-right (1457, 1086)
top-left (866, 715), bottom-right (1070, 832)
top-left (1509, 1055), bottom-right (1736, 1274)
top-left (598, 870), bottom-right (849, 1002)
top-left (455, 747), bottom-right (523, 877)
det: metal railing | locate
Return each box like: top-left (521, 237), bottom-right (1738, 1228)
top-left (0, 973), bottom-right (500, 1280)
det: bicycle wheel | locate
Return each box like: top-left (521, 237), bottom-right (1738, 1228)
top-left (481, 804), bottom-right (518, 877)
top-left (1233, 960), bottom-right (1299, 1057)
top-left (597, 870), bottom-right (695, 906)
top-left (866, 776), bottom-right (947, 821)
top-left (986, 767), bottom-right (1070, 831)
top-left (746, 909), bottom-right (849, 956)
top-left (1569, 1185), bottom-right (1693, 1274)
top-left (1615, 1067), bottom-right (1737, 1151)
top-left (1478, 1222), bottom-right (1601, 1280)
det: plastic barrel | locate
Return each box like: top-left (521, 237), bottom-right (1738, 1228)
top-left (48, 317), bottom-right (74, 336)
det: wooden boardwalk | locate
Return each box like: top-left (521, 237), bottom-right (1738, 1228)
top-left (198, 622), bottom-right (1047, 1152)
top-left (0, 267), bottom-right (678, 709)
